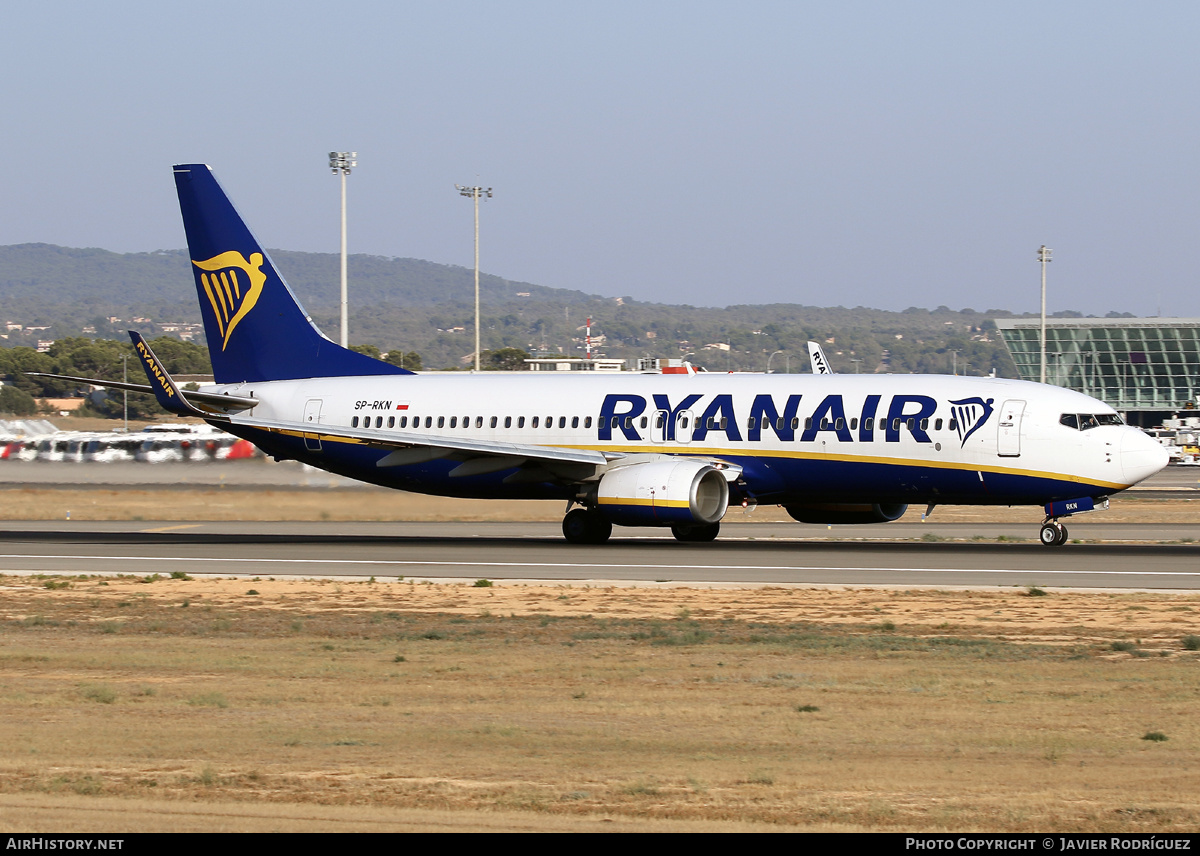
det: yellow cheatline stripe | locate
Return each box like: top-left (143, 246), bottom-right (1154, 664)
top-left (248, 428), bottom-right (1130, 491)
top-left (555, 442), bottom-right (1130, 491)
top-left (598, 497), bottom-right (689, 508)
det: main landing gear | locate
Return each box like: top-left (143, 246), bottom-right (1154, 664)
top-left (562, 508), bottom-right (612, 544)
top-left (560, 508), bottom-right (722, 544)
top-left (671, 522), bottom-right (720, 543)
top-left (1039, 519), bottom-right (1068, 547)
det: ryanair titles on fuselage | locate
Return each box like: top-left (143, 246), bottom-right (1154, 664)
top-left (596, 391), bottom-right (994, 446)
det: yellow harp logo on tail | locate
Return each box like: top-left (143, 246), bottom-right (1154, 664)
top-left (193, 251), bottom-right (267, 350)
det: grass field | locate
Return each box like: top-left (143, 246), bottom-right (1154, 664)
top-left (1, 574), bottom-right (1198, 832)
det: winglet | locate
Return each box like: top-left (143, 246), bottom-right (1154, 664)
top-left (129, 331), bottom-right (207, 418)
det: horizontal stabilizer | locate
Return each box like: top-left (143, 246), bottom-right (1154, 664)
top-left (25, 369), bottom-right (258, 418)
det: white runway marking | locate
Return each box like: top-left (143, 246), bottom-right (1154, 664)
top-left (2, 553), bottom-right (1200, 577)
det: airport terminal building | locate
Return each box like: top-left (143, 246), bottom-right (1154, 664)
top-left (995, 318), bottom-right (1200, 426)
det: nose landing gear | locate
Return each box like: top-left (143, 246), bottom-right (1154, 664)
top-left (1039, 519), bottom-right (1068, 547)
top-left (1037, 497), bottom-right (1108, 546)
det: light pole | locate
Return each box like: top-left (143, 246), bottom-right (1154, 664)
top-left (766, 349), bottom-right (783, 373)
top-left (456, 184), bottom-right (492, 372)
top-left (1038, 245), bottom-right (1052, 383)
top-left (850, 358), bottom-right (862, 374)
top-left (329, 152), bottom-right (357, 348)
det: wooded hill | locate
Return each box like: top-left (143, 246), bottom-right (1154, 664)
top-left (0, 242), bottom-right (1106, 376)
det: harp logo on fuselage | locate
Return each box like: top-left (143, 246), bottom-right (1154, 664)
top-left (193, 251), bottom-right (267, 350)
top-left (948, 396), bottom-right (995, 447)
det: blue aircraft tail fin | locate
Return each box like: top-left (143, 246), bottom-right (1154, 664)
top-left (172, 164), bottom-right (411, 384)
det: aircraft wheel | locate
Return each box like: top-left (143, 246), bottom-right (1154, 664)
top-left (671, 521), bottom-right (720, 543)
top-left (1039, 522), bottom-right (1066, 547)
top-left (562, 508), bottom-right (612, 544)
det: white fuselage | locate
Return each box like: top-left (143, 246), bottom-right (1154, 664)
top-left (208, 371), bottom-right (1167, 507)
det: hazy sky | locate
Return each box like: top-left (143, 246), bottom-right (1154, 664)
top-left (2, 2), bottom-right (1197, 316)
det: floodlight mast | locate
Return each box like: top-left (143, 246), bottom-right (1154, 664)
top-left (456, 184), bottom-right (493, 372)
top-left (1038, 245), bottom-right (1053, 384)
top-left (329, 151), bottom-right (357, 348)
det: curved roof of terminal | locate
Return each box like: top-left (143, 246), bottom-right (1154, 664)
top-left (994, 318), bottom-right (1200, 329)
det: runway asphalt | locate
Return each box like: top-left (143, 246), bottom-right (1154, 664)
top-left (0, 519), bottom-right (1197, 590)
top-left (1, 459), bottom-right (1198, 495)
top-left (0, 462), bottom-right (1196, 590)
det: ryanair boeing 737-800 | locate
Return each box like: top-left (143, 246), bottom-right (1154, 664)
top-left (40, 164), bottom-right (1170, 546)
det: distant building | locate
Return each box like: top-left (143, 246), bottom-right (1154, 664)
top-left (524, 357), bottom-right (626, 373)
top-left (995, 318), bottom-right (1200, 426)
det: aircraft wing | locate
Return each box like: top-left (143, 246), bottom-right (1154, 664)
top-left (228, 413), bottom-right (615, 475)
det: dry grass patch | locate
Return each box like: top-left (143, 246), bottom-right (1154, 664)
top-left (0, 575), bottom-right (1198, 831)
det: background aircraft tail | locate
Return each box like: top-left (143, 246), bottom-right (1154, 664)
top-left (807, 341), bottom-right (834, 374)
top-left (173, 164), bottom-right (410, 384)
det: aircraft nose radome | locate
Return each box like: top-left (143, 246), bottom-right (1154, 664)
top-left (1120, 429), bottom-right (1169, 486)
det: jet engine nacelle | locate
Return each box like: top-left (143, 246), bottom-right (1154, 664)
top-left (592, 459), bottom-right (730, 527)
top-left (784, 502), bottom-right (908, 525)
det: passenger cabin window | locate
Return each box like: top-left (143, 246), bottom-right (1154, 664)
top-left (351, 416), bottom-right (359, 428)
top-left (505, 416), bottom-right (512, 428)
top-left (518, 416), bottom-right (526, 428)
top-left (388, 416), bottom-right (395, 428)
top-left (572, 416), bottom-right (579, 428)
top-left (490, 416), bottom-right (498, 428)
top-left (437, 416), bottom-right (445, 428)
top-left (585, 416), bottom-right (592, 429)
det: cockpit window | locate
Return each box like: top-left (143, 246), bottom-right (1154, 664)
top-left (1062, 413), bottom-right (1123, 431)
